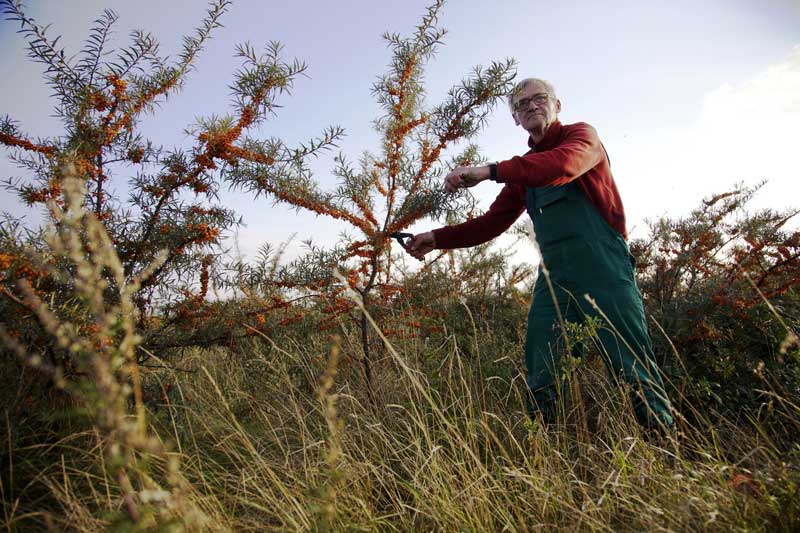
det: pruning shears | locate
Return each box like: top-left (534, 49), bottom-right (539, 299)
top-left (390, 232), bottom-right (413, 250)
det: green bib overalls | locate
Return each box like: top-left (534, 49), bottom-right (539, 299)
top-left (525, 182), bottom-right (674, 428)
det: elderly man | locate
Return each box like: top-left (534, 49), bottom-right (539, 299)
top-left (407, 78), bottom-right (674, 429)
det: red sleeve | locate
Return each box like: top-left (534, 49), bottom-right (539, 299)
top-left (432, 184), bottom-right (525, 249)
top-left (495, 123), bottom-right (603, 188)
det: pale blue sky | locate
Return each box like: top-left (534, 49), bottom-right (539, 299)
top-left (2, 0), bottom-right (798, 262)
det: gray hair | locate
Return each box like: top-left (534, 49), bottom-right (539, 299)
top-left (507, 78), bottom-right (557, 112)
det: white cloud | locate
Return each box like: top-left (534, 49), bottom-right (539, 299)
top-left (618, 45), bottom-right (800, 238)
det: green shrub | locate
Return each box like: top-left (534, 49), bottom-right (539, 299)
top-left (630, 183), bottom-right (800, 431)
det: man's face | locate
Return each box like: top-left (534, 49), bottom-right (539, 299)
top-left (511, 81), bottom-right (561, 133)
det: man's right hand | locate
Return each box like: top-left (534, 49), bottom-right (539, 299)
top-left (406, 231), bottom-right (436, 261)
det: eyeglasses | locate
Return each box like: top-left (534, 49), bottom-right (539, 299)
top-left (513, 93), bottom-right (549, 112)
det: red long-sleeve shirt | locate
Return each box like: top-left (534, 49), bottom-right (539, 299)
top-left (432, 121), bottom-right (628, 249)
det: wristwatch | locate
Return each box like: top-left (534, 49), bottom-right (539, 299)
top-left (488, 162), bottom-right (498, 181)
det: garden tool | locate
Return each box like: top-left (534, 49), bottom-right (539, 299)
top-left (390, 232), bottom-right (413, 250)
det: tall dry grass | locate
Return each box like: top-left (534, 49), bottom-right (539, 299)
top-left (6, 307), bottom-right (798, 530)
top-left (1, 163), bottom-right (212, 530)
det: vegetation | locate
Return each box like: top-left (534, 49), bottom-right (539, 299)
top-left (224, 0), bottom-right (516, 397)
top-left (1, 1), bottom-right (799, 531)
top-left (630, 183), bottom-right (800, 432)
top-left (0, 0), bottom-right (344, 362)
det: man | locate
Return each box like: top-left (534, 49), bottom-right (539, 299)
top-left (406, 78), bottom-right (674, 429)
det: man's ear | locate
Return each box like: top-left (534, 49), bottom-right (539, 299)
top-left (513, 111), bottom-right (520, 126)
top-left (555, 99), bottom-right (562, 114)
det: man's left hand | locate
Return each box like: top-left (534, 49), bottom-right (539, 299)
top-left (444, 165), bottom-right (490, 193)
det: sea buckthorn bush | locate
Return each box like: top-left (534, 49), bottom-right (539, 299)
top-left (0, 0), bottom-right (342, 368)
top-left (630, 183), bottom-right (800, 426)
